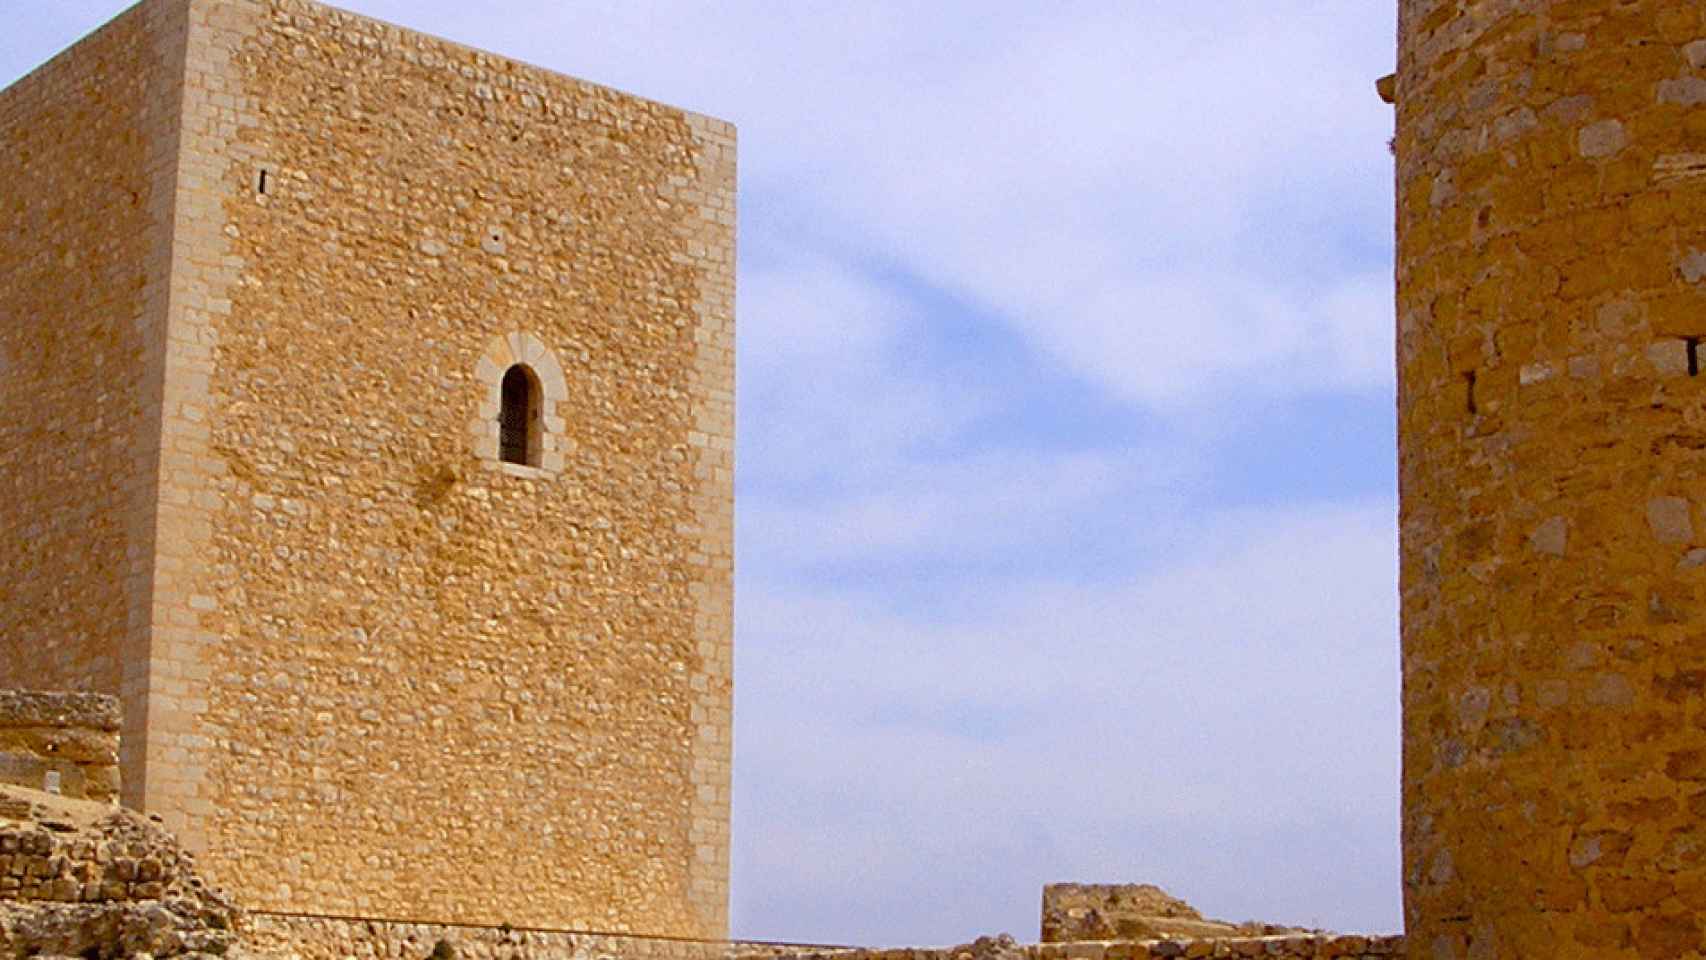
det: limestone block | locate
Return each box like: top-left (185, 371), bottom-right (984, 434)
top-left (1648, 497), bottom-right (1694, 544)
top-left (1579, 119), bottom-right (1628, 158)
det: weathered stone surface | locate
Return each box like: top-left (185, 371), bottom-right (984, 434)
top-left (1528, 516), bottom-right (1567, 557)
top-left (731, 933), bottom-right (1407, 960)
top-left (249, 914), bottom-right (838, 960)
top-left (1648, 497), bottom-right (1694, 544)
top-left (1040, 885), bottom-right (1241, 943)
top-left (0, 693), bottom-right (120, 734)
top-left (1042, 884), bottom-right (1206, 943)
top-left (0, 693), bottom-right (120, 802)
top-left (0, 784), bottom-right (241, 960)
top-left (0, 0), bottom-right (171, 703)
top-left (1658, 75), bottom-right (1706, 106)
top-left (0, 0), bottom-right (733, 936)
top-left (1396, 2), bottom-right (1706, 957)
top-left (1578, 118), bottom-right (1627, 158)
top-left (1038, 884), bottom-right (1312, 945)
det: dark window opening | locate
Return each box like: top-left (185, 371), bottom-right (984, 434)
top-left (257, 168), bottom-right (269, 195)
top-left (1689, 337), bottom-right (1701, 377)
top-left (499, 364), bottom-right (542, 466)
top-left (1465, 370), bottom-right (1478, 415)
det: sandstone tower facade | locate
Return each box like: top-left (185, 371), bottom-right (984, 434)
top-left (0, 0), bottom-right (734, 937)
top-left (1398, 1), bottom-right (1706, 956)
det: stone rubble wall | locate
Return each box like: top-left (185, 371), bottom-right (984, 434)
top-left (0, 785), bottom-right (242, 959)
top-left (1039, 884), bottom-right (1292, 943)
top-left (0, 691), bottom-right (121, 802)
top-left (1028, 936), bottom-right (1404, 959)
top-left (1394, 2), bottom-right (1706, 956)
top-left (733, 934), bottom-right (1406, 960)
top-left (247, 913), bottom-right (835, 960)
top-left (1, 811), bottom-right (189, 905)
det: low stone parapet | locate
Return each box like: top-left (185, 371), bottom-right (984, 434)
top-left (1038, 934), bottom-right (1404, 958)
top-left (732, 932), bottom-right (1405, 960)
top-left (1041, 884), bottom-right (1225, 942)
top-left (0, 689), bottom-right (121, 802)
top-left (248, 913), bottom-right (847, 960)
top-left (0, 783), bottom-right (242, 959)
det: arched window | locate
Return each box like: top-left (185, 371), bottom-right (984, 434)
top-left (472, 332), bottom-right (566, 475)
top-left (499, 364), bottom-right (542, 466)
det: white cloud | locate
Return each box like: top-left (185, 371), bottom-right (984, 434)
top-left (10, 2), bottom-right (1397, 410)
top-left (735, 499), bottom-right (1400, 944)
top-left (298, 0), bottom-right (1398, 409)
top-left (738, 258), bottom-right (1002, 490)
top-left (3, 3), bottom-right (1405, 948)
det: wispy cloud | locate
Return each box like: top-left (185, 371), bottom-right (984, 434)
top-left (333, 1), bottom-right (1398, 408)
top-left (737, 499), bottom-right (1399, 945)
top-left (4, 0), bottom-right (1402, 946)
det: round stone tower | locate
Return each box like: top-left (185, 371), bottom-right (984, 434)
top-left (1398, 2), bottom-right (1706, 957)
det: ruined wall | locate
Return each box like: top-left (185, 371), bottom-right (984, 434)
top-left (248, 925), bottom-right (1405, 960)
top-left (0, 691), bottom-right (121, 803)
top-left (123, 0), bottom-right (736, 936)
top-left (0, 0), bottom-right (187, 774)
top-left (247, 915), bottom-right (817, 960)
top-left (1396, 1), bottom-right (1706, 957)
top-left (0, 782), bottom-right (242, 959)
top-left (2, 790), bottom-right (202, 907)
top-left (732, 934), bottom-right (1405, 960)
top-left (1040, 884), bottom-right (1227, 943)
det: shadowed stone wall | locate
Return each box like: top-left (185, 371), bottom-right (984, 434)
top-left (0, 0), bottom-right (189, 785)
top-left (0, 692), bottom-right (121, 803)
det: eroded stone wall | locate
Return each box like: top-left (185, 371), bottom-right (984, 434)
top-left (733, 933), bottom-right (1404, 960)
top-left (244, 924), bottom-right (1405, 960)
top-left (120, 0), bottom-right (736, 936)
top-left (0, 691), bottom-right (121, 803)
top-left (0, 783), bottom-right (242, 959)
top-left (1397, 1), bottom-right (1706, 957)
top-left (248, 915), bottom-right (818, 960)
top-left (0, 0), bottom-right (186, 773)
top-left (1040, 884), bottom-right (1239, 943)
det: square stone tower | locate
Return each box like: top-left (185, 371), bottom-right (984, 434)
top-left (0, 0), bottom-right (734, 937)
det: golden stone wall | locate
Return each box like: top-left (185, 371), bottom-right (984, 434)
top-left (730, 935), bottom-right (1407, 960)
top-left (0, 691), bottom-right (122, 803)
top-left (1, 0), bottom-right (733, 939)
top-left (1398, 1), bottom-right (1706, 957)
top-left (0, 0), bottom-right (187, 749)
top-left (247, 915), bottom-right (819, 960)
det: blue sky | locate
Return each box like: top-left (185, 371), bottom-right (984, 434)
top-left (3, 1), bottom-right (1402, 945)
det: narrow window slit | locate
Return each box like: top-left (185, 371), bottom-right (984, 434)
top-left (257, 168), bottom-right (269, 195)
top-left (499, 364), bottom-right (543, 467)
top-left (1688, 337), bottom-right (1700, 377)
top-left (1465, 371), bottom-right (1478, 415)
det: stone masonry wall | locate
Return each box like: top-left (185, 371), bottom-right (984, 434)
top-left (1040, 884), bottom-right (1248, 943)
top-left (2, 795), bottom-right (201, 907)
top-left (248, 915), bottom-right (822, 960)
top-left (247, 921), bottom-right (1402, 960)
top-left (0, 0), bottom-right (187, 790)
top-left (112, 0), bottom-right (737, 937)
top-left (0, 691), bottom-right (121, 803)
top-left (732, 934), bottom-right (1404, 960)
top-left (1396, 2), bottom-right (1706, 958)
top-left (0, 783), bottom-right (242, 959)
